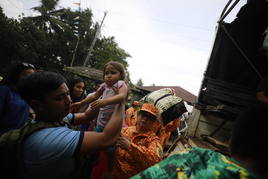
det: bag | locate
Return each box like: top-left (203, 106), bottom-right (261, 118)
top-left (141, 88), bottom-right (187, 125)
top-left (0, 120), bottom-right (65, 178)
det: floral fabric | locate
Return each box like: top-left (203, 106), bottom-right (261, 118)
top-left (112, 126), bottom-right (163, 179)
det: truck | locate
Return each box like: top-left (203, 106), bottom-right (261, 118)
top-left (166, 0), bottom-right (268, 156)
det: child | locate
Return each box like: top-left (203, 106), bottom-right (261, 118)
top-left (72, 61), bottom-right (128, 177)
top-left (72, 61), bottom-right (128, 127)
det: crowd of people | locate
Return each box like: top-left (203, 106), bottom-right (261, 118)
top-left (1, 61), bottom-right (268, 179)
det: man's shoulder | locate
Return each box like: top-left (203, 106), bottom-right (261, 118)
top-left (25, 126), bottom-right (80, 146)
top-left (24, 126), bottom-right (81, 159)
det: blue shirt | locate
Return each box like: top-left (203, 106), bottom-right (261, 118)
top-left (23, 125), bottom-right (82, 179)
top-left (0, 84), bottom-right (29, 134)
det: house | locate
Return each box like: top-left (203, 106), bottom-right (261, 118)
top-left (63, 66), bottom-right (103, 82)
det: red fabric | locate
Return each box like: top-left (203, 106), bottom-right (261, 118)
top-left (91, 152), bottom-right (108, 179)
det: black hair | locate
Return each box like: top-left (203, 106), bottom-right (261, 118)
top-left (67, 76), bottom-right (85, 102)
top-left (230, 103), bottom-right (268, 177)
top-left (103, 61), bottom-right (126, 80)
top-left (0, 62), bottom-right (35, 86)
top-left (17, 71), bottom-right (66, 104)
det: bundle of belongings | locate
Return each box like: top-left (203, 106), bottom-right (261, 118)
top-left (141, 88), bottom-right (187, 126)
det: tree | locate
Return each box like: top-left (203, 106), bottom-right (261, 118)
top-left (136, 78), bottom-right (144, 87)
top-left (0, 0), bottom-right (131, 80)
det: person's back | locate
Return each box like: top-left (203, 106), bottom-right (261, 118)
top-left (0, 62), bottom-right (35, 135)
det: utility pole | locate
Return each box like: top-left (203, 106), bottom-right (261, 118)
top-left (83, 11), bottom-right (107, 66)
top-left (70, 0), bottom-right (81, 66)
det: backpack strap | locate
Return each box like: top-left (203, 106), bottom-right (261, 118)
top-left (0, 119), bottom-right (66, 179)
top-left (18, 120), bottom-right (66, 165)
top-left (17, 119), bottom-right (67, 152)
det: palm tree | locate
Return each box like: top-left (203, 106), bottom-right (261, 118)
top-left (29, 0), bottom-right (67, 34)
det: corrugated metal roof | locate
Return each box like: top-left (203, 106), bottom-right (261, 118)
top-left (63, 66), bottom-right (103, 82)
top-left (138, 86), bottom-right (197, 104)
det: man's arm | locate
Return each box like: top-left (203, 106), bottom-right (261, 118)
top-left (72, 93), bottom-right (98, 108)
top-left (72, 108), bottom-right (99, 125)
top-left (79, 103), bottom-right (124, 153)
top-left (72, 85), bottom-right (105, 107)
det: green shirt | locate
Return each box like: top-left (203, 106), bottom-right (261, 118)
top-left (131, 147), bottom-right (256, 179)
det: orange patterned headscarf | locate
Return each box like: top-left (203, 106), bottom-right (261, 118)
top-left (140, 103), bottom-right (159, 118)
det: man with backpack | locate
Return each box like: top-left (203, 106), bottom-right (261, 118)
top-left (0, 71), bottom-right (124, 179)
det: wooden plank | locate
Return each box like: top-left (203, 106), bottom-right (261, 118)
top-left (188, 137), bottom-right (219, 151)
top-left (199, 114), bottom-right (234, 130)
top-left (187, 108), bottom-right (201, 137)
top-left (195, 121), bottom-right (232, 142)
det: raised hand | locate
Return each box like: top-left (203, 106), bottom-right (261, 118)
top-left (91, 99), bottom-right (107, 110)
top-left (70, 102), bottom-right (82, 112)
top-left (95, 84), bottom-right (106, 98)
top-left (111, 86), bottom-right (119, 94)
top-left (116, 136), bottom-right (131, 150)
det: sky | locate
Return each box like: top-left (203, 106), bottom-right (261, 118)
top-left (0, 0), bottom-right (246, 95)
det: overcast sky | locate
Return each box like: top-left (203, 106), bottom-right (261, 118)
top-left (0, 0), bottom-right (246, 95)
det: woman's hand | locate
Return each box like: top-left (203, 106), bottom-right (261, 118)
top-left (91, 99), bottom-right (107, 110)
top-left (71, 101), bottom-right (82, 108)
top-left (116, 136), bottom-right (131, 150)
top-left (94, 84), bottom-right (105, 98)
top-left (70, 102), bottom-right (82, 112)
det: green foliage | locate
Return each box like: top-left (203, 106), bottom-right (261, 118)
top-left (136, 78), bottom-right (144, 87)
top-left (0, 0), bottom-right (131, 81)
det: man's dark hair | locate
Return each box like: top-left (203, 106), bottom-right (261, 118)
top-left (0, 62), bottom-right (35, 86)
top-left (230, 104), bottom-right (268, 177)
top-left (17, 71), bottom-right (66, 103)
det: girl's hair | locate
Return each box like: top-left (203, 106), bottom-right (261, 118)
top-left (0, 62), bottom-right (35, 86)
top-left (104, 61), bottom-right (126, 80)
top-left (67, 76), bottom-right (86, 102)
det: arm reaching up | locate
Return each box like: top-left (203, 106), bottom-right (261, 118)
top-left (72, 84), bottom-right (105, 109)
top-left (79, 103), bottom-right (124, 153)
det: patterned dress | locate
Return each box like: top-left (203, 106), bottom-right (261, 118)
top-left (112, 126), bottom-right (163, 179)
